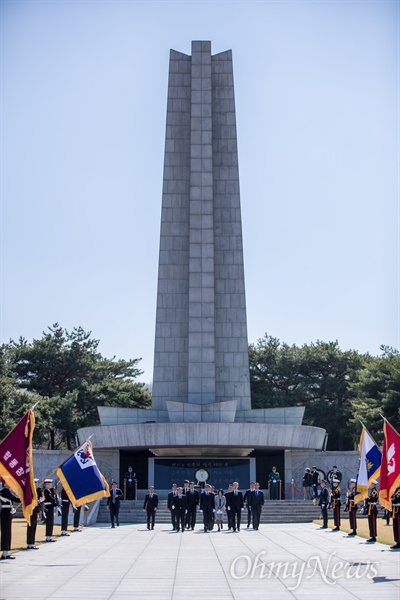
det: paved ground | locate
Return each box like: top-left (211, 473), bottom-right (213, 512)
top-left (0, 523), bottom-right (399, 599)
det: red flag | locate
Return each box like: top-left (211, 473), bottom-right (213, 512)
top-left (0, 410), bottom-right (38, 522)
top-left (379, 418), bottom-right (400, 510)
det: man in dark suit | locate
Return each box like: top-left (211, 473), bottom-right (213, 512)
top-left (186, 482), bottom-right (199, 530)
top-left (174, 488), bottom-right (188, 532)
top-left (167, 484), bottom-right (178, 530)
top-left (244, 482), bottom-right (255, 528)
top-left (225, 484), bottom-right (234, 530)
top-left (250, 482), bottom-right (264, 530)
top-left (318, 480), bottom-right (329, 529)
top-left (227, 482), bottom-right (243, 532)
top-left (311, 466), bottom-right (319, 500)
top-left (143, 485), bottom-right (158, 530)
top-left (200, 484), bottom-right (214, 532)
top-left (107, 481), bottom-right (123, 528)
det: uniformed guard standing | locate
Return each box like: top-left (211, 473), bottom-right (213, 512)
top-left (72, 505), bottom-right (82, 532)
top-left (390, 486), bottom-right (400, 550)
top-left (124, 467), bottom-right (136, 500)
top-left (346, 478), bottom-right (358, 536)
top-left (268, 467), bottom-right (281, 500)
top-left (26, 479), bottom-right (42, 550)
top-left (0, 478), bottom-right (19, 560)
top-left (330, 478), bottom-right (341, 531)
top-left (318, 479), bottom-right (329, 529)
top-left (60, 488), bottom-right (71, 536)
top-left (43, 479), bottom-right (58, 542)
top-left (365, 479), bottom-right (379, 543)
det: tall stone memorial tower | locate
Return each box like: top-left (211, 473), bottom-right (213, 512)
top-left (77, 42), bottom-right (325, 491)
top-left (152, 41), bottom-right (251, 421)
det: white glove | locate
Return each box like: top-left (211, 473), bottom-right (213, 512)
top-left (212, 509), bottom-right (215, 513)
top-left (241, 508), bottom-right (244, 511)
top-left (172, 505), bottom-right (175, 510)
top-left (200, 509), bottom-right (203, 512)
top-left (227, 507), bottom-right (231, 511)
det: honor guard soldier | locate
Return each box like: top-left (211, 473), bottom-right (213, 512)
top-left (345, 479), bottom-right (358, 536)
top-left (249, 482), bottom-right (264, 530)
top-left (26, 479), bottom-right (42, 550)
top-left (72, 505), bottom-right (82, 532)
top-left (0, 478), bottom-right (19, 560)
top-left (60, 488), bottom-right (71, 536)
top-left (143, 486), bottom-right (158, 530)
top-left (318, 479), bottom-right (329, 529)
top-left (268, 467), bottom-right (281, 500)
top-left (43, 479), bottom-right (58, 542)
top-left (390, 486), bottom-right (400, 550)
top-left (107, 481), bottom-right (123, 528)
top-left (186, 482), bottom-right (199, 530)
top-left (200, 484), bottom-right (214, 532)
top-left (244, 482), bottom-right (255, 528)
top-left (167, 484), bottom-right (178, 530)
top-left (365, 479), bottom-right (379, 542)
top-left (124, 466), bottom-right (136, 500)
top-left (330, 478), bottom-right (341, 531)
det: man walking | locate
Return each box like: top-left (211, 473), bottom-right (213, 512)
top-left (107, 481), bottom-right (123, 528)
top-left (227, 482), bottom-right (243, 532)
top-left (143, 486), bottom-right (158, 530)
top-left (250, 482), bottom-right (264, 530)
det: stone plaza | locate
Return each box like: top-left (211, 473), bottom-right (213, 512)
top-left (0, 523), bottom-right (399, 599)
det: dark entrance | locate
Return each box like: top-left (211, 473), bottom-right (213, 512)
top-left (252, 450), bottom-right (285, 500)
top-left (119, 449), bottom-right (151, 490)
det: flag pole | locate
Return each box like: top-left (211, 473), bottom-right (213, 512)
top-left (358, 420), bottom-right (380, 446)
top-left (380, 414), bottom-right (400, 438)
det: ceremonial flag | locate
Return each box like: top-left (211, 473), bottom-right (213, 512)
top-left (354, 424), bottom-right (381, 503)
top-left (56, 440), bottom-right (109, 506)
top-left (0, 410), bottom-right (38, 522)
top-left (379, 418), bottom-right (400, 511)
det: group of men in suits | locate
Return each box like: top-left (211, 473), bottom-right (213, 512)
top-left (162, 480), bottom-right (265, 533)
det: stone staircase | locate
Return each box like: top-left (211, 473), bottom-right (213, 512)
top-left (97, 499), bottom-right (327, 524)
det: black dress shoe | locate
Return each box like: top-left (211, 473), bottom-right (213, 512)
top-left (390, 543), bottom-right (400, 549)
top-left (366, 537), bottom-right (376, 543)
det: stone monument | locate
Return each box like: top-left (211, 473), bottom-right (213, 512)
top-left (77, 42), bottom-right (326, 491)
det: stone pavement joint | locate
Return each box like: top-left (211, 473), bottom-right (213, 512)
top-left (0, 523), bottom-right (399, 599)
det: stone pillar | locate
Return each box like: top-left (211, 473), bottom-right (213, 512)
top-left (152, 41), bottom-right (251, 418)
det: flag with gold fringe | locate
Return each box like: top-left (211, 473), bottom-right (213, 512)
top-left (0, 410), bottom-right (38, 523)
top-left (56, 440), bottom-right (109, 506)
top-left (379, 418), bottom-right (400, 511)
top-left (354, 423), bottom-right (381, 503)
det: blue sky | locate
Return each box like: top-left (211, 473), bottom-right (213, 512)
top-left (1, 0), bottom-right (398, 382)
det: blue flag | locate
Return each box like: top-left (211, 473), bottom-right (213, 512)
top-left (354, 425), bottom-right (382, 503)
top-left (56, 440), bottom-right (110, 506)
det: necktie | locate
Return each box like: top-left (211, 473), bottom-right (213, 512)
top-left (150, 494), bottom-right (153, 498)
top-left (235, 491), bottom-right (237, 495)
top-left (113, 489), bottom-right (116, 503)
top-left (256, 490), bottom-right (258, 496)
